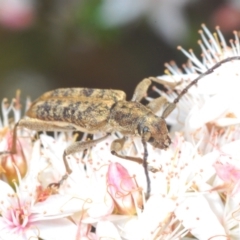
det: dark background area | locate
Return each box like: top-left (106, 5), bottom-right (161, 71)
top-left (0, 0), bottom-right (239, 102)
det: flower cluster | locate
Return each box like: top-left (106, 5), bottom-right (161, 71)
top-left (1, 25), bottom-right (240, 240)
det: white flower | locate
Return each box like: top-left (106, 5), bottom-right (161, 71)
top-left (0, 93), bottom-right (81, 240)
top-left (0, 147), bottom-right (81, 240)
top-left (151, 25), bottom-right (240, 149)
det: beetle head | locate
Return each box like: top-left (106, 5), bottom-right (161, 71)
top-left (138, 116), bottom-right (171, 150)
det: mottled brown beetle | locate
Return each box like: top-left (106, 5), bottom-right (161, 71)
top-left (3, 56), bottom-right (240, 198)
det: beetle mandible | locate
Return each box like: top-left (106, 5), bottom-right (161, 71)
top-left (5, 56), bottom-right (240, 199)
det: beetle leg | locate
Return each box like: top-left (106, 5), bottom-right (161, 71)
top-left (2, 118), bottom-right (110, 189)
top-left (63, 133), bottom-right (110, 173)
top-left (1, 117), bottom-right (81, 156)
top-left (147, 96), bottom-right (177, 118)
top-left (110, 137), bottom-right (143, 164)
top-left (131, 78), bottom-right (151, 102)
top-left (49, 134), bottom-right (110, 189)
top-left (149, 76), bottom-right (181, 89)
top-left (111, 135), bottom-right (153, 199)
top-left (18, 118), bottom-right (78, 131)
top-left (161, 102), bottom-right (176, 118)
top-left (146, 96), bottom-right (168, 113)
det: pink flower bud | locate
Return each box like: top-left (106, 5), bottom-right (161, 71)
top-left (1, 131), bottom-right (28, 185)
top-left (107, 162), bottom-right (143, 215)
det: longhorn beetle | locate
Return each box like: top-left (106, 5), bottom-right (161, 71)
top-left (2, 56), bottom-right (240, 199)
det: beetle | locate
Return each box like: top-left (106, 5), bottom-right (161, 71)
top-left (4, 56), bottom-right (240, 199)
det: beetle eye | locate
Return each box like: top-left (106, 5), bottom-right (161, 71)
top-left (143, 126), bottom-right (149, 133)
top-left (148, 137), bottom-right (155, 143)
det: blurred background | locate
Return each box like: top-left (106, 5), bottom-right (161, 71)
top-left (0, 0), bottom-right (240, 101)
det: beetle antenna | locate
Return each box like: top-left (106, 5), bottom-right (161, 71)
top-left (142, 136), bottom-right (150, 199)
top-left (173, 56), bottom-right (240, 104)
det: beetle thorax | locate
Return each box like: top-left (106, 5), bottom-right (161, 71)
top-left (109, 101), bottom-right (153, 134)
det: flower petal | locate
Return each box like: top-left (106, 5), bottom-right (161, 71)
top-left (36, 218), bottom-right (78, 240)
top-left (175, 195), bottom-right (226, 240)
top-left (96, 220), bottom-right (122, 240)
